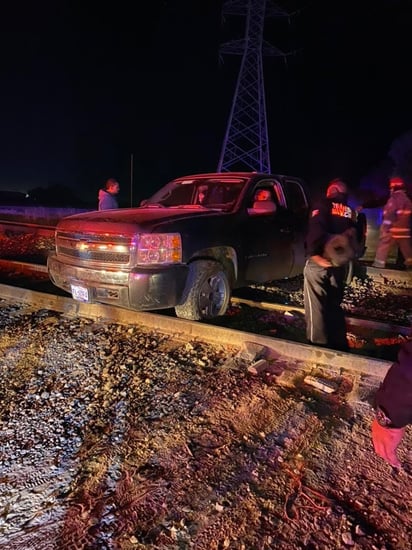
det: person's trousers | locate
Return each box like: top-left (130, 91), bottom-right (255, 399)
top-left (375, 225), bottom-right (412, 267)
top-left (303, 258), bottom-right (349, 352)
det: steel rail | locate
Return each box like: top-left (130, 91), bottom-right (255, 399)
top-left (0, 258), bottom-right (49, 273)
top-left (0, 219), bottom-right (55, 230)
top-left (0, 219), bottom-right (55, 236)
top-left (230, 296), bottom-right (411, 336)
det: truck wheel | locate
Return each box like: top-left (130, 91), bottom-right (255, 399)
top-left (175, 260), bottom-right (231, 320)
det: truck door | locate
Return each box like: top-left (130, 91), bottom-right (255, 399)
top-left (279, 177), bottom-right (310, 277)
top-left (244, 181), bottom-right (295, 282)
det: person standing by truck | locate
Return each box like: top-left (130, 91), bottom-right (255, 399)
top-left (372, 176), bottom-right (412, 270)
top-left (303, 179), bottom-right (359, 352)
top-left (98, 178), bottom-right (120, 210)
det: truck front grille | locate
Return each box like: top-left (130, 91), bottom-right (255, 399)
top-left (55, 231), bottom-right (134, 266)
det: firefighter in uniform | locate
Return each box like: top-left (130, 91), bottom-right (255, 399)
top-left (372, 176), bottom-right (412, 270)
top-left (303, 179), bottom-right (359, 352)
top-left (371, 340), bottom-right (412, 469)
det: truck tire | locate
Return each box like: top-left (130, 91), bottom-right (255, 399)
top-left (175, 260), bottom-right (231, 320)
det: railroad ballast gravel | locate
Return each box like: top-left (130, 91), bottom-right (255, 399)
top-left (1, 300), bottom-right (412, 549)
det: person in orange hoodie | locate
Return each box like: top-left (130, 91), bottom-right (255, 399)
top-left (371, 340), bottom-right (412, 468)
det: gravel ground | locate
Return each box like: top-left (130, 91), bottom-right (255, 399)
top-left (0, 232), bottom-right (411, 548)
top-left (0, 294), bottom-right (412, 549)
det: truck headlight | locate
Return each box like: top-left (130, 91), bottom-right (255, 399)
top-left (136, 233), bottom-right (182, 265)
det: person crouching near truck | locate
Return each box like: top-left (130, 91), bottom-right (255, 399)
top-left (303, 179), bottom-right (360, 352)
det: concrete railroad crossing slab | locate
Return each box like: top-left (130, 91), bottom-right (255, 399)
top-left (0, 282), bottom-right (392, 381)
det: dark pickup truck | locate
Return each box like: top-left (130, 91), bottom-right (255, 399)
top-left (47, 171), bottom-right (363, 320)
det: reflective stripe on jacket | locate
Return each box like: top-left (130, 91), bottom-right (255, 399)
top-left (383, 189), bottom-right (412, 239)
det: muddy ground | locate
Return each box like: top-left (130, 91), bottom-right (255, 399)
top-left (0, 301), bottom-right (411, 549)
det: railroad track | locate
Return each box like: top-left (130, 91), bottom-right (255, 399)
top-left (0, 258), bottom-right (409, 337)
top-left (1, 257), bottom-right (410, 377)
top-left (0, 217), bottom-right (410, 352)
top-left (0, 279), bottom-right (393, 377)
top-left (0, 218), bottom-right (55, 237)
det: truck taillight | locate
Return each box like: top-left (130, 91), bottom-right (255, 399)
top-left (136, 233), bottom-right (182, 265)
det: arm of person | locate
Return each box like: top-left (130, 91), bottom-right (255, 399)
top-left (310, 254), bottom-right (333, 268)
top-left (371, 341), bottom-right (412, 468)
top-left (306, 203), bottom-right (333, 267)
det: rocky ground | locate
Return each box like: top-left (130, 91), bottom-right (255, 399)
top-left (0, 231), bottom-right (411, 549)
top-left (0, 301), bottom-right (411, 550)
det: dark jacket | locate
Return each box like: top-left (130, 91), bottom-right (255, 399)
top-left (305, 193), bottom-right (358, 258)
top-left (375, 341), bottom-right (412, 428)
top-left (98, 189), bottom-right (119, 210)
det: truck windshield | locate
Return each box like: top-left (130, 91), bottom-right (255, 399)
top-left (145, 178), bottom-right (247, 211)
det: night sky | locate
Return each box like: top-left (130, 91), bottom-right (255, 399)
top-left (1, 0), bottom-right (411, 206)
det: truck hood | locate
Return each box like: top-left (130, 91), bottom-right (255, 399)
top-left (56, 206), bottom-right (224, 234)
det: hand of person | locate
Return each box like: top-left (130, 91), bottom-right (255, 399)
top-left (310, 255), bottom-right (333, 268)
top-left (371, 418), bottom-right (405, 468)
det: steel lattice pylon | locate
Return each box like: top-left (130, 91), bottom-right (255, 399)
top-left (218, 0), bottom-right (288, 173)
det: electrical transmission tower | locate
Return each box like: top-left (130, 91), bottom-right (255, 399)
top-left (218, 0), bottom-right (290, 173)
